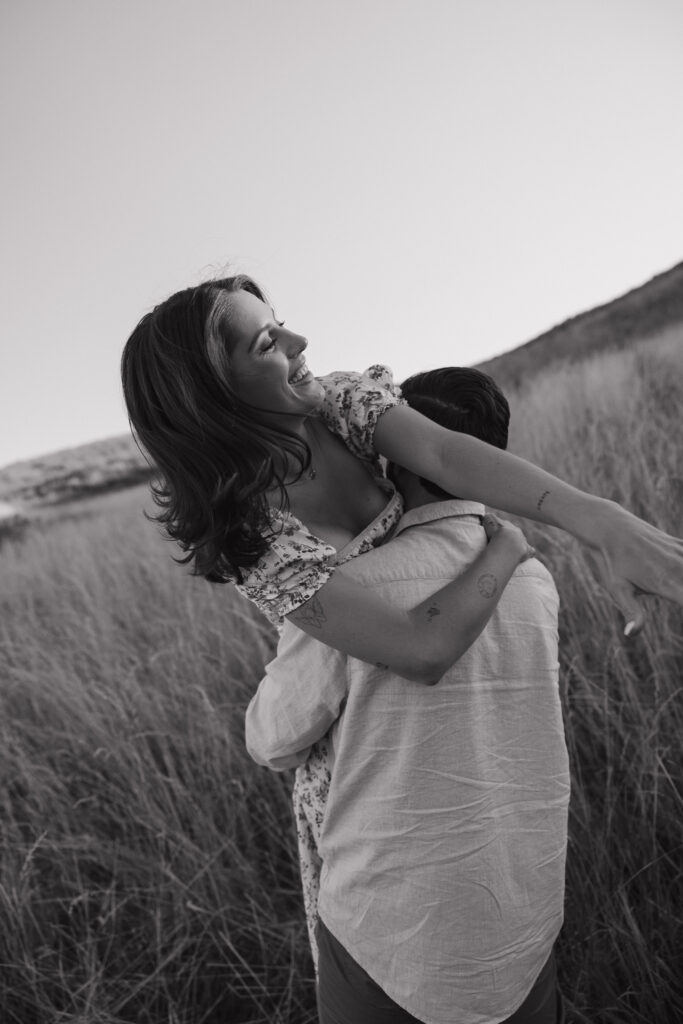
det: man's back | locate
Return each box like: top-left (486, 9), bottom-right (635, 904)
top-left (248, 499), bottom-right (568, 1024)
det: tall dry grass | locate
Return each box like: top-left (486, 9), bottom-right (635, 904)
top-left (508, 332), bottom-right (683, 1022)
top-left (1, 333), bottom-right (682, 1023)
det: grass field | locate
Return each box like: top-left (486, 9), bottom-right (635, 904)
top-left (1, 333), bottom-right (682, 1023)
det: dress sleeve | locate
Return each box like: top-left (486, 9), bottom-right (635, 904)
top-left (232, 511), bottom-right (337, 627)
top-left (316, 365), bottom-right (405, 462)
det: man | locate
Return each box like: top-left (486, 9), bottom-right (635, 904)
top-left (246, 367), bottom-right (568, 1024)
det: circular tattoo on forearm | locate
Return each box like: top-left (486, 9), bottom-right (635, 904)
top-left (477, 573), bottom-right (498, 599)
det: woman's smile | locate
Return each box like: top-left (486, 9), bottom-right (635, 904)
top-left (289, 362), bottom-right (312, 385)
top-left (220, 290), bottom-right (325, 419)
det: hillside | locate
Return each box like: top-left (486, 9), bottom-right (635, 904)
top-left (1, 332), bottom-right (681, 1022)
top-left (0, 434), bottom-right (149, 512)
top-left (477, 260), bottom-right (683, 390)
top-left (2, 258), bottom-right (682, 516)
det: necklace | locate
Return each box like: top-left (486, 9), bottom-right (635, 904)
top-left (305, 424), bottom-right (318, 480)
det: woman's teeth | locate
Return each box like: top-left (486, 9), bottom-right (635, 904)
top-left (290, 364), bottom-right (309, 384)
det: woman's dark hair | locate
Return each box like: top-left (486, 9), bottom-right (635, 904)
top-left (399, 367), bottom-right (510, 499)
top-left (121, 275), bottom-right (311, 583)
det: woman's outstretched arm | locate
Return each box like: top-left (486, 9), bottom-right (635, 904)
top-left (287, 514), bottom-right (532, 683)
top-left (374, 404), bottom-right (683, 630)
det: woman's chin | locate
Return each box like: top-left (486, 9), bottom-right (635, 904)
top-left (298, 377), bottom-right (326, 409)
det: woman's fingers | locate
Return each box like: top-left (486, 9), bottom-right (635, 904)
top-left (630, 524), bottom-right (683, 604)
top-left (652, 532), bottom-right (683, 604)
top-left (610, 576), bottom-right (647, 636)
top-left (590, 543), bottom-right (648, 635)
top-left (599, 513), bottom-right (683, 609)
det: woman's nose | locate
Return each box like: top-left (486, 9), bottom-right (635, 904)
top-left (286, 331), bottom-right (307, 356)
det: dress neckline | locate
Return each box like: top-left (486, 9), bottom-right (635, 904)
top-left (332, 480), bottom-right (403, 564)
top-left (267, 477), bottom-right (402, 561)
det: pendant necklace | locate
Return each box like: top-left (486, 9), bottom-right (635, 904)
top-left (306, 426), bottom-right (318, 479)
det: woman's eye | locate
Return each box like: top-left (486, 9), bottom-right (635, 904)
top-left (261, 338), bottom-right (276, 353)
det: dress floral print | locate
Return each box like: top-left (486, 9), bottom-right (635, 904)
top-left (235, 366), bottom-right (405, 967)
top-left (234, 364), bottom-right (405, 625)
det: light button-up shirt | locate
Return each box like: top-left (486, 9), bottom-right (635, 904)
top-left (246, 500), bottom-right (569, 1024)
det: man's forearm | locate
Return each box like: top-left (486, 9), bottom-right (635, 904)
top-left (245, 683), bottom-right (314, 770)
top-left (245, 629), bottom-right (348, 770)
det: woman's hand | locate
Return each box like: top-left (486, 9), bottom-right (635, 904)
top-left (587, 503), bottom-right (683, 636)
top-left (483, 512), bottom-right (535, 564)
top-left (374, 405), bottom-right (683, 633)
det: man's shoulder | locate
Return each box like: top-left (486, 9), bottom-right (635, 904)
top-left (512, 556), bottom-right (557, 585)
top-left (508, 556), bottom-right (560, 608)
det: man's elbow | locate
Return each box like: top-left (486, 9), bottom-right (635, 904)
top-left (245, 730), bottom-right (309, 771)
top-left (244, 707), bottom-right (305, 771)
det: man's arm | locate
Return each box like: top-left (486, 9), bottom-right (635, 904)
top-left (245, 621), bottom-right (348, 771)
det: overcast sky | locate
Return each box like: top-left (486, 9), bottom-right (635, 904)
top-left (2, 0), bottom-right (682, 468)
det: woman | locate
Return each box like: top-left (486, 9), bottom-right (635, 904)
top-left (121, 272), bottom-right (683, 661)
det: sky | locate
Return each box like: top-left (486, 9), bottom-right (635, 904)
top-left (2, 0), bottom-right (683, 469)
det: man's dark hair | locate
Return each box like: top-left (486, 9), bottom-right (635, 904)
top-left (399, 367), bottom-right (510, 499)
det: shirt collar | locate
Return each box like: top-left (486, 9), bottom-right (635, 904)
top-left (394, 499), bottom-right (486, 538)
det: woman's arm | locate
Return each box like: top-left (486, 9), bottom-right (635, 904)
top-left (288, 514), bottom-right (532, 684)
top-left (374, 404), bottom-right (683, 631)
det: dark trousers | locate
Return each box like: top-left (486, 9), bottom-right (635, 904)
top-left (316, 917), bottom-right (566, 1024)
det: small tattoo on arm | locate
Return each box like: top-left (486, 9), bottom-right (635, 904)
top-left (426, 604), bottom-right (441, 621)
top-left (536, 489), bottom-right (550, 511)
top-left (375, 662), bottom-right (390, 670)
top-left (477, 573), bottom-right (498, 599)
top-left (291, 596), bottom-right (327, 630)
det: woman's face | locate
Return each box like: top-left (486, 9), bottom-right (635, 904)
top-left (219, 289), bottom-right (325, 420)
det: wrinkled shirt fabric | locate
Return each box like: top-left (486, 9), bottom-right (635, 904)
top-left (246, 500), bottom-right (569, 1024)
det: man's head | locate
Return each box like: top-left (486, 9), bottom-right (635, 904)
top-left (392, 367), bottom-right (510, 510)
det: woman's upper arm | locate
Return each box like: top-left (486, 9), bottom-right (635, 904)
top-left (317, 365), bottom-right (406, 463)
top-left (373, 403), bottom-right (450, 483)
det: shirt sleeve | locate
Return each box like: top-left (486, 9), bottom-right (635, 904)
top-left (317, 365), bottom-right (405, 463)
top-left (232, 511), bottom-right (337, 627)
top-left (245, 621), bottom-right (348, 771)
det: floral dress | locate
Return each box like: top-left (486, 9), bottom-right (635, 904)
top-left (235, 366), bottom-right (405, 966)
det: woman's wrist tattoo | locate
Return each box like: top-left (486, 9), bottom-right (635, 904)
top-left (426, 603), bottom-right (441, 621)
top-left (292, 596), bottom-right (327, 629)
top-left (477, 572), bottom-right (498, 599)
top-left (536, 489), bottom-right (550, 511)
